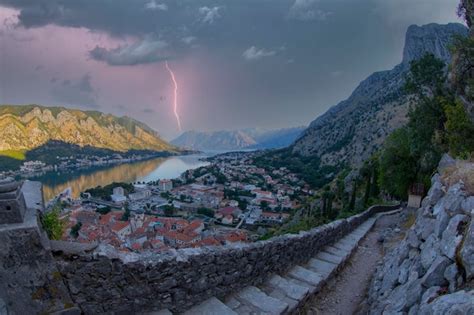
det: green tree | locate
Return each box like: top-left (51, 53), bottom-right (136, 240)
top-left (404, 53), bottom-right (446, 97)
top-left (197, 207), bottom-right (215, 217)
top-left (70, 222), bottom-right (82, 238)
top-left (41, 204), bottom-right (65, 240)
top-left (444, 100), bottom-right (474, 157)
top-left (378, 127), bottom-right (417, 199)
top-left (121, 203), bottom-right (130, 221)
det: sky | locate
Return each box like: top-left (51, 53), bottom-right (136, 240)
top-left (0, 0), bottom-right (463, 140)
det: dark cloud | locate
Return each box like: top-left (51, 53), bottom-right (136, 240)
top-left (89, 37), bottom-right (171, 66)
top-left (0, 0), bottom-right (461, 138)
top-left (51, 74), bottom-right (99, 108)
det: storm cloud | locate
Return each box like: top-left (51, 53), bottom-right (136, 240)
top-left (89, 38), bottom-right (170, 66)
top-left (0, 0), bottom-right (463, 139)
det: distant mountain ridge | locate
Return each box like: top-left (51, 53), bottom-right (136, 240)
top-left (171, 127), bottom-right (305, 151)
top-left (0, 104), bottom-right (176, 153)
top-left (292, 23), bottom-right (468, 166)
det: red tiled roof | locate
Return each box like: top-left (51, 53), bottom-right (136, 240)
top-left (111, 221), bottom-right (129, 232)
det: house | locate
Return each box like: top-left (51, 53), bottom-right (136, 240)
top-left (222, 215), bottom-right (234, 225)
top-left (253, 190), bottom-right (273, 199)
top-left (217, 206), bottom-right (242, 218)
top-left (159, 179), bottom-right (173, 192)
top-left (111, 186), bottom-right (127, 204)
top-left (260, 212), bottom-right (290, 224)
top-left (129, 189), bottom-right (152, 201)
top-left (111, 221), bottom-right (132, 239)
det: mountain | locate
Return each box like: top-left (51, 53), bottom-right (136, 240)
top-left (0, 105), bottom-right (176, 153)
top-left (171, 127), bottom-right (305, 151)
top-left (292, 23), bottom-right (468, 167)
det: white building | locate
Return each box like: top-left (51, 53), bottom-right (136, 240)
top-left (111, 186), bottom-right (127, 203)
top-left (159, 179), bottom-right (173, 192)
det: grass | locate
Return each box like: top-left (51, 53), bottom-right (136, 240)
top-left (0, 150), bottom-right (25, 160)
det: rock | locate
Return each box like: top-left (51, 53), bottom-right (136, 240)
top-left (437, 153), bottom-right (455, 173)
top-left (433, 183), bottom-right (465, 217)
top-left (420, 234), bottom-right (441, 271)
top-left (415, 217), bottom-right (436, 241)
top-left (460, 219), bottom-right (474, 279)
top-left (444, 263), bottom-right (458, 293)
top-left (425, 179), bottom-right (445, 206)
top-left (461, 196), bottom-right (474, 215)
top-left (434, 207), bottom-right (450, 238)
top-left (421, 256), bottom-right (451, 288)
top-left (420, 286), bottom-right (441, 304)
top-left (383, 272), bottom-right (422, 313)
top-left (408, 304), bottom-right (419, 315)
top-left (406, 229), bottom-right (420, 248)
top-left (440, 214), bottom-right (469, 260)
top-left (0, 298), bottom-right (7, 315)
top-left (419, 290), bottom-right (474, 315)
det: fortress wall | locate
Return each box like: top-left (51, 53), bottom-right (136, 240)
top-left (53, 204), bottom-right (400, 314)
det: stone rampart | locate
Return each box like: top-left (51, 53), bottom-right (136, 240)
top-left (52, 204), bottom-right (400, 314)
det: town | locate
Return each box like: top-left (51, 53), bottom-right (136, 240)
top-left (57, 151), bottom-right (314, 252)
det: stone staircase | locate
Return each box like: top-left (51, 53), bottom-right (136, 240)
top-left (177, 216), bottom-right (379, 314)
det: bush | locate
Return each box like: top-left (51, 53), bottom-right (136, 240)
top-left (41, 204), bottom-right (65, 240)
top-left (197, 207), bottom-right (215, 217)
top-left (444, 100), bottom-right (474, 158)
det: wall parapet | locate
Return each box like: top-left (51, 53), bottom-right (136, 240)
top-left (53, 203), bottom-right (400, 314)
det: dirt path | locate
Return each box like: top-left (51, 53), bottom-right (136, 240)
top-left (304, 210), bottom-right (411, 315)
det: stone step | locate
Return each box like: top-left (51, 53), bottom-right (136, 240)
top-left (183, 297), bottom-right (237, 315)
top-left (331, 240), bottom-right (353, 252)
top-left (259, 274), bottom-right (309, 311)
top-left (231, 286), bottom-right (289, 314)
top-left (266, 274), bottom-right (310, 301)
top-left (315, 251), bottom-right (344, 265)
top-left (287, 265), bottom-right (325, 290)
top-left (323, 245), bottom-right (350, 261)
top-left (285, 275), bottom-right (317, 295)
top-left (306, 258), bottom-right (338, 278)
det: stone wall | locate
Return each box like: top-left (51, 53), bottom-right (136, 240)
top-left (0, 181), bottom-right (75, 315)
top-left (367, 156), bottom-right (474, 314)
top-left (53, 204), bottom-right (400, 314)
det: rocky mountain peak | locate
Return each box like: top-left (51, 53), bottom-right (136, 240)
top-left (402, 23), bottom-right (468, 64)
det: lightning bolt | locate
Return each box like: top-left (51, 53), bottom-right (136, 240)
top-left (165, 61), bottom-right (182, 131)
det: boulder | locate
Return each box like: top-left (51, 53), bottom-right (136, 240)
top-left (461, 196), bottom-right (474, 215)
top-left (433, 183), bottom-right (465, 217)
top-left (420, 286), bottom-right (441, 304)
top-left (434, 207), bottom-right (450, 238)
top-left (460, 219), bottom-right (474, 279)
top-left (419, 290), bottom-right (474, 315)
top-left (383, 272), bottom-right (423, 313)
top-left (437, 153), bottom-right (455, 172)
top-left (415, 217), bottom-right (436, 242)
top-left (444, 263), bottom-right (459, 293)
top-left (440, 214), bottom-right (469, 260)
top-left (420, 234), bottom-right (441, 271)
top-left (425, 179), bottom-right (445, 206)
top-left (421, 256), bottom-right (451, 288)
top-left (406, 229), bottom-right (420, 248)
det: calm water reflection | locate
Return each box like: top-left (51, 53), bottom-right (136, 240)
top-left (25, 155), bottom-right (210, 201)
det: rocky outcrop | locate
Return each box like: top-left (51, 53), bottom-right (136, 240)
top-left (292, 23), bottom-right (467, 167)
top-left (366, 158), bottom-right (474, 314)
top-left (0, 105), bottom-right (175, 152)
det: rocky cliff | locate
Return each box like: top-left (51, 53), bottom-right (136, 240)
top-left (292, 23), bottom-right (467, 167)
top-left (366, 155), bottom-right (474, 314)
top-left (0, 105), bottom-right (175, 153)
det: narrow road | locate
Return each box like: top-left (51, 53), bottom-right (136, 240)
top-left (304, 210), bottom-right (411, 315)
